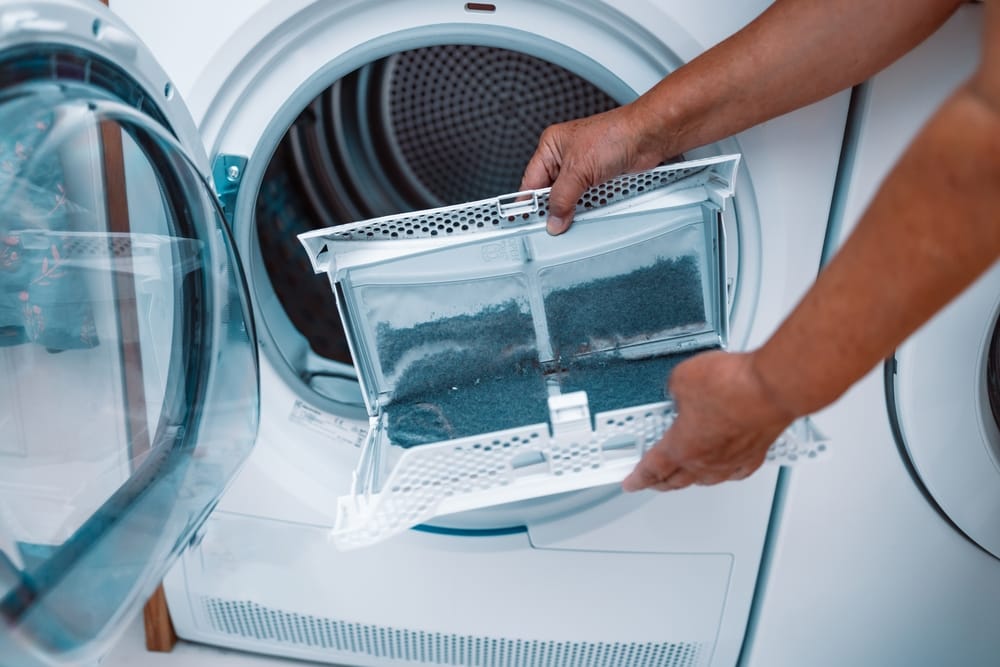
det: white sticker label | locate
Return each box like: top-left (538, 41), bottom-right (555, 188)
top-left (289, 400), bottom-right (368, 448)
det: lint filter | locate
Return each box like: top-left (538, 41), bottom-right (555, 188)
top-left (299, 155), bottom-right (829, 549)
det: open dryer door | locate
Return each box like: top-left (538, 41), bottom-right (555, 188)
top-left (889, 259), bottom-right (1000, 559)
top-left (0, 1), bottom-right (260, 664)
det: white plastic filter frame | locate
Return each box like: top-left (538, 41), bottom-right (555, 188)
top-left (300, 155), bottom-right (739, 269)
top-left (299, 156), bottom-right (830, 549)
top-left (306, 156), bottom-right (737, 419)
top-left (335, 400), bottom-right (827, 550)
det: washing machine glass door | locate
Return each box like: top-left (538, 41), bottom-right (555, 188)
top-left (0, 77), bottom-right (259, 665)
top-left (890, 261), bottom-right (1000, 559)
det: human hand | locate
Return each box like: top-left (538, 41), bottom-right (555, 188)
top-left (622, 350), bottom-right (797, 492)
top-left (520, 104), bottom-right (670, 235)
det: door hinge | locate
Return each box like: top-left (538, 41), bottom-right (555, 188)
top-left (211, 154), bottom-right (248, 226)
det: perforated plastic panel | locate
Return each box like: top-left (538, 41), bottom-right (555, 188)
top-left (201, 597), bottom-right (709, 667)
top-left (334, 401), bottom-right (829, 550)
top-left (57, 234), bottom-right (151, 258)
top-left (13, 230), bottom-right (200, 279)
top-left (317, 165), bottom-right (711, 241)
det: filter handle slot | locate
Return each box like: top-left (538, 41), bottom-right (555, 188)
top-left (497, 191), bottom-right (540, 223)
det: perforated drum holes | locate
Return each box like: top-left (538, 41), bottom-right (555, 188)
top-left (387, 46), bottom-right (618, 205)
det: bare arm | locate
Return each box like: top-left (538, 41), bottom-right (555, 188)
top-left (623, 2), bottom-right (1000, 492)
top-left (753, 4), bottom-right (1000, 418)
top-left (522, 0), bottom-right (964, 234)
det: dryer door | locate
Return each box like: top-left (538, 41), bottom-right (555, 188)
top-left (0, 3), bottom-right (260, 665)
top-left (889, 260), bottom-right (1000, 559)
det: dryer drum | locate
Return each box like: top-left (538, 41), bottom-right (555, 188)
top-left (255, 45), bottom-right (619, 362)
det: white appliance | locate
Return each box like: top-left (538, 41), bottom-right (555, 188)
top-left (0, 1), bottom-right (851, 666)
top-left (743, 6), bottom-right (1000, 666)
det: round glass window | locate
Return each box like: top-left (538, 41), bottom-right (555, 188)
top-left (0, 83), bottom-right (258, 664)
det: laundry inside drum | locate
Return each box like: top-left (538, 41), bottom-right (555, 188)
top-left (254, 45), bottom-right (619, 365)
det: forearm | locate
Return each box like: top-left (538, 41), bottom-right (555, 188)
top-left (752, 81), bottom-right (1000, 417)
top-left (631, 0), bottom-right (963, 158)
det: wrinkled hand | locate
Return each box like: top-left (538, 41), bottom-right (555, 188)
top-left (622, 350), bottom-right (797, 492)
top-left (520, 105), bottom-right (668, 235)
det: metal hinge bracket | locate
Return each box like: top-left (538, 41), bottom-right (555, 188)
top-left (211, 154), bottom-right (248, 226)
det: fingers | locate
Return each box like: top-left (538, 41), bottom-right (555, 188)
top-left (519, 141), bottom-right (558, 192)
top-left (622, 461), bottom-right (672, 493)
top-left (625, 464), bottom-right (749, 493)
top-left (618, 351), bottom-right (793, 494)
top-left (519, 124), bottom-right (597, 236)
top-left (621, 424), bottom-right (763, 493)
top-left (649, 469), bottom-right (698, 492)
top-left (521, 155), bottom-right (597, 236)
top-left (622, 436), bottom-right (680, 492)
top-left (546, 169), bottom-right (591, 235)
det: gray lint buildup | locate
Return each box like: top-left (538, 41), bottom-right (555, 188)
top-left (559, 350), bottom-right (705, 415)
top-left (377, 253), bottom-right (714, 446)
top-left (546, 254), bottom-right (715, 415)
top-left (379, 301), bottom-right (548, 447)
top-left (544, 255), bottom-right (706, 358)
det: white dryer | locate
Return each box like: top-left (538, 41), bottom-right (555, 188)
top-left (0, 1), bottom-right (849, 666)
top-left (742, 5), bottom-right (1000, 666)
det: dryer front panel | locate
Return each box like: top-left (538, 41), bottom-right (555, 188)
top-left (0, 4), bottom-right (260, 663)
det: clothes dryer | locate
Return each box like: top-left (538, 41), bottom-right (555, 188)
top-left (0, 1), bottom-right (849, 665)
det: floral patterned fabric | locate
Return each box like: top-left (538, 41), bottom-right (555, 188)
top-left (0, 109), bottom-right (99, 351)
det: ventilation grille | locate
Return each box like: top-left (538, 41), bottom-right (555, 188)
top-left (201, 597), bottom-right (709, 667)
top-left (323, 166), bottom-right (709, 241)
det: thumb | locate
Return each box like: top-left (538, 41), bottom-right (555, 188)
top-left (622, 464), bottom-right (657, 493)
top-left (546, 170), bottom-right (590, 235)
top-left (622, 429), bottom-right (679, 492)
